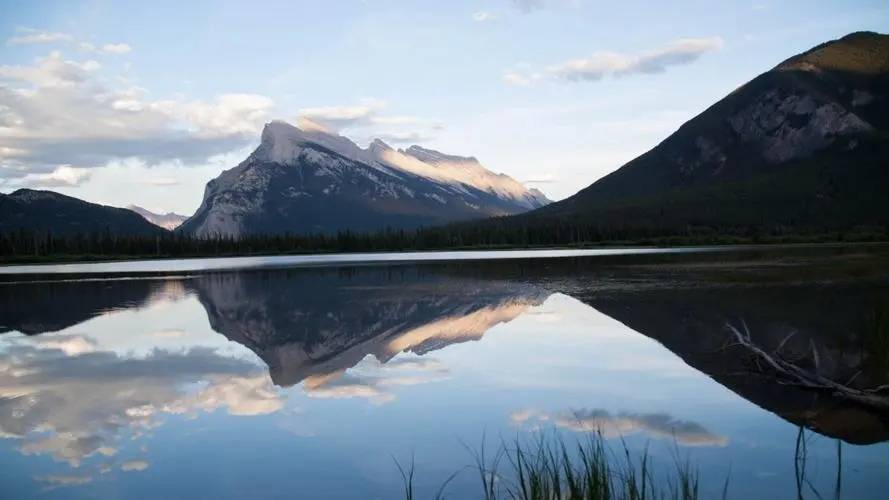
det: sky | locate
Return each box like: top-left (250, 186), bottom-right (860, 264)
top-left (0, 0), bottom-right (887, 215)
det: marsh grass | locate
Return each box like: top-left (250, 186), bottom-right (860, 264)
top-left (401, 432), bottom-right (711, 500)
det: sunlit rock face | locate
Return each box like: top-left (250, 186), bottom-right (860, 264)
top-left (178, 120), bottom-right (549, 237)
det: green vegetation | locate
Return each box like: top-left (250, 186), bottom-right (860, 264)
top-left (1, 225), bottom-right (887, 264)
top-left (396, 433), bottom-right (710, 500)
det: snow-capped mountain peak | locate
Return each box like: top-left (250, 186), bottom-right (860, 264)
top-left (179, 120), bottom-right (550, 237)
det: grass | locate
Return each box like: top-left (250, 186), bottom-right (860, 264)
top-left (398, 432), bottom-right (712, 500)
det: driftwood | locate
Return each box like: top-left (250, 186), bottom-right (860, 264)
top-left (724, 320), bottom-right (889, 412)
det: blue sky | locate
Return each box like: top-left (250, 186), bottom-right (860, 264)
top-left (1, 0), bottom-right (887, 214)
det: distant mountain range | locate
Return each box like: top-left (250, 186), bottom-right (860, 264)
top-left (507, 31), bottom-right (889, 233)
top-left (178, 121), bottom-right (550, 237)
top-left (2, 32), bottom-right (886, 240)
top-left (127, 205), bottom-right (188, 230)
top-left (0, 189), bottom-right (164, 237)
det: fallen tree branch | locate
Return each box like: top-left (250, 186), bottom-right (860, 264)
top-left (724, 322), bottom-right (889, 412)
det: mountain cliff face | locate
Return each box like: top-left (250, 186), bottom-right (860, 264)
top-left (523, 31), bottom-right (889, 232)
top-left (0, 189), bottom-right (166, 237)
top-left (127, 205), bottom-right (188, 230)
top-left (179, 121), bottom-right (549, 237)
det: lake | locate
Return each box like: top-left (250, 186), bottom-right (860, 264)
top-left (1, 244), bottom-right (887, 499)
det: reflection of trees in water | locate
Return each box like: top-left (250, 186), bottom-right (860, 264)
top-left (794, 426), bottom-right (844, 500)
top-left (725, 320), bottom-right (889, 412)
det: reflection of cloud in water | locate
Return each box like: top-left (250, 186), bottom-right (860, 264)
top-left (121, 460), bottom-right (150, 472)
top-left (32, 334), bottom-right (98, 356)
top-left (303, 355), bottom-right (449, 405)
top-left (151, 329), bottom-right (186, 339)
top-left (511, 408), bottom-right (728, 447)
top-left (0, 335), bottom-right (284, 468)
top-left (34, 473), bottom-right (93, 490)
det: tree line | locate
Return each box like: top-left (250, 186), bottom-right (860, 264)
top-left (2, 220), bottom-right (887, 262)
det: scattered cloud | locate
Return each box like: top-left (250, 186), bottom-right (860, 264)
top-left (376, 131), bottom-right (433, 144)
top-left (473, 11), bottom-right (496, 22)
top-left (0, 50), bottom-right (274, 186)
top-left (505, 37), bottom-right (723, 86)
top-left (100, 43), bottom-right (132, 55)
top-left (7, 28), bottom-right (74, 46)
top-left (510, 408), bottom-right (729, 447)
top-left (6, 27), bottom-right (131, 57)
top-left (502, 72), bottom-right (535, 86)
top-left (297, 99), bottom-right (439, 145)
top-left (140, 177), bottom-right (181, 187)
top-left (15, 165), bottom-right (92, 188)
top-left (121, 460), bottom-right (150, 472)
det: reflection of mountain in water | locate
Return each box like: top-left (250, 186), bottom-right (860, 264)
top-left (190, 268), bottom-right (547, 386)
top-left (1, 248), bottom-right (887, 443)
top-left (0, 278), bottom-right (185, 334)
top-left (572, 283), bottom-right (889, 445)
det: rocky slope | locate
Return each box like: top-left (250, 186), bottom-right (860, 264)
top-left (179, 121), bottom-right (549, 237)
top-left (0, 189), bottom-right (166, 237)
top-left (127, 205), bottom-right (188, 230)
top-left (518, 31), bottom-right (889, 232)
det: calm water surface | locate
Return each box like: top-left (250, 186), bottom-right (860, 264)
top-left (1, 246), bottom-right (887, 499)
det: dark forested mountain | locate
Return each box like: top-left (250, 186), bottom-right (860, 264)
top-left (0, 189), bottom-right (166, 237)
top-left (511, 31), bottom-right (889, 233)
top-left (178, 121), bottom-right (549, 237)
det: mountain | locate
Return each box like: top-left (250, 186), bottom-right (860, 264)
top-left (127, 205), bottom-right (188, 230)
top-left (0, 189), bottom-right (166, 237)
top-left (515, 31), bottom-right (889, 233)
top-left (178, 120), bottom-right (550, 237)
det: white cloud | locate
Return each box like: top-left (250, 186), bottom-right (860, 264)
top-left (376, 131), bottom-right (433, 144)
top-left (502, 71), bottom-right (536, 86)
top-left (140, 177), bottom-right (181, 187)
top-left (505, 37), bottom-right (723, 86)
top-left (100, 43), bottom-right (132, 55)
top-left (473, 11), bottom-right (495, 22)
top-left (6, 28), bottom-right (132, 58)
top-left (0, 51), bottom-right (274, 186)
top-left (296, 99), bottom-right (439, 145)
top-left (7, 28), bottom-right (74, 46)
top-left (15, 165), bottom-right (92, 187)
